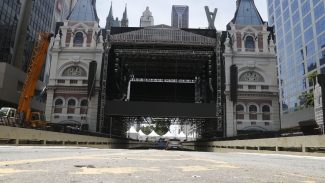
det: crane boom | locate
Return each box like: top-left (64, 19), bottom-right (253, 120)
top-left (17, 32), bottom-right (52, 123)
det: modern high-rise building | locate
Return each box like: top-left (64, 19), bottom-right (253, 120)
top-left (171, 5), bottom-right (189, 28)
top-left (0, 0), bottom-right (21, 65)
top-left (268, 0), bottom-right (325, 129)
top-left (14, 0), bottom-right (55, 73)
top-left (140, 7), bottom-right (154, 27)
top-left (0, 0), bottom-right (55, 109)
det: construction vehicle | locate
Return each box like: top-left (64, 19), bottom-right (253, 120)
top-left (18, 32), bottom-right (52, 128)
top-left (0, 33), bottom-right (52, 128)
top-left (0, 107), bottom-right (17, 126)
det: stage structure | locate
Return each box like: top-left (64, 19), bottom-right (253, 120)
top-left (98, 25), bottom-right (224, 138)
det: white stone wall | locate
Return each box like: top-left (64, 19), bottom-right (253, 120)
top-left (224, 23), bottom-right (280, 137)
top-left (45, 20), bottom-right (103, 132)
top-left (314, 83), bottom-right (323, 126)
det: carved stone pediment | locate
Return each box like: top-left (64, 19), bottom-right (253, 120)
top-left (239, 71), bottom-right (264, 82)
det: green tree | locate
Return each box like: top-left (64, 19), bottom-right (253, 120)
top-left (141, 126), bottom-right (152, 135)
top-left (298, 71), bottom-right (317, 108)
top-left (299, 91), bottom-right (314, 107)
top-left (152, 118), bottom-right (171, 136)
top-left (307, 71), bottom-right (317, 88)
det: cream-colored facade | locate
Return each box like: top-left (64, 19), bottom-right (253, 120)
top-left (45, 0), bottom-right (103, 132)
top-left (224, 23), bottom-right (280, 137)
top-left (224, 0), bottom-right (280, 137)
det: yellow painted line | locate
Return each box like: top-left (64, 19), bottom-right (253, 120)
top-left (282, 172), bottom-right (325, 181)
top-left (178, 165), bottom-right (212, 172)
top-left (0, 153), bottom-right (126, 166)
top-left (0, 168), bottom-right (47, 174)
top-left (74, 167), bottom-right (160, 175)
top-left (192, 158), bottom-right (229, 164)
top-left (177, 164), bottom-right (239, 172)
top-left (274, 174), bottom-right (287, 178)
top-left (300, 181), bottom-right (316, 183)
top-left (112, 157), bottom-right (232, 165)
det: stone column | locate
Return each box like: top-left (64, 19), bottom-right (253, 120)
top-left (69, 31), bottom-right (74, 48)
top-left (48, 52), bottom-right (59, 86)
top-left (226, 96), bottom-right (236, 137)
top-left (272, 97), bottom-right (281, 131)
top-left (88, 91), bottom-right (99, 132)
top-left (45, 90), bottom-right (54, 122)
top-left (255, 33), bottom-right (259, 53)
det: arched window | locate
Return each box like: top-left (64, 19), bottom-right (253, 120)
top-left (81, 100), bottom-right (88, 107)
top-left (54, 98), bottom-right (63, 113)
top-left (67, 99), bottom-right (76, 114)
top-left (73, 32), bottom-right (84, 47)
top-left (262, 105), bottom-right (270, 112)
top-left (245, 36), bottom-right (255, 49)
top-left (249, 105), bottom-right (258, 120)
top-left (68, 99), bottom-right (76, 106)
top-left (55, 99), bottom-right (63, 106)
top-left (262, 105), bottom-right (271, 120)
top-left (236, 104), bottom-right (245, 119)
top-left (80, 99), bottom-right (88, 114)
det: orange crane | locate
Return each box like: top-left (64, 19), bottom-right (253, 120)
top-left (17, 32), bottom-right (52, 128)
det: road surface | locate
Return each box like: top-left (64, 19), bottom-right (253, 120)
top-left (0, 146), bottom-right (325, 182)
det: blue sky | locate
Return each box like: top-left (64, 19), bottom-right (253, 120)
top-left (96, 0), bottom-right (268, 30)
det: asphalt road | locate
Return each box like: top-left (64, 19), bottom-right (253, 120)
top-left (0, 146), bottom-right (325, 183)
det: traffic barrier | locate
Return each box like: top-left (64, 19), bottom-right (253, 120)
top-left (0, 126), bottom-right (152, 149)
top-left (182, 135), bottom-right (325, 153)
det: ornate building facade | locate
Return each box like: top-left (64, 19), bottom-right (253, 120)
top-left (224, 0), bottom-right (280, 137)
top-left (45, 0), bottom-right (103, 132)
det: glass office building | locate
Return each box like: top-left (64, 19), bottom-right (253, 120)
top-left (22, 0), bottom-right (55, 73)
top-left (0, 0), bottom-right (54, 72)
top-left (0, 0), bottom-right (21, 64)
top-left (268, 0), bottom-right (325, 128)
top-left (0, 0), bottom-right (54, 108)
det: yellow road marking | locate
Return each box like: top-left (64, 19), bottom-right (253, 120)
top-left (177, 164), bottom-right (239, 172)
top-left (74, 167), bottom-right (160, 175)
top-left (274, 174), bottom-right (287, 178)
top-left (178, 165), bottom-right (211, 172)
top-left (0, 153), bottom-right (126, 166)
top-left (282, 172), bottom-right (325, 181)
top-left (0, 168), bottom-right (46, 174)
top-left (300, 181), bottom-right (316, 183)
